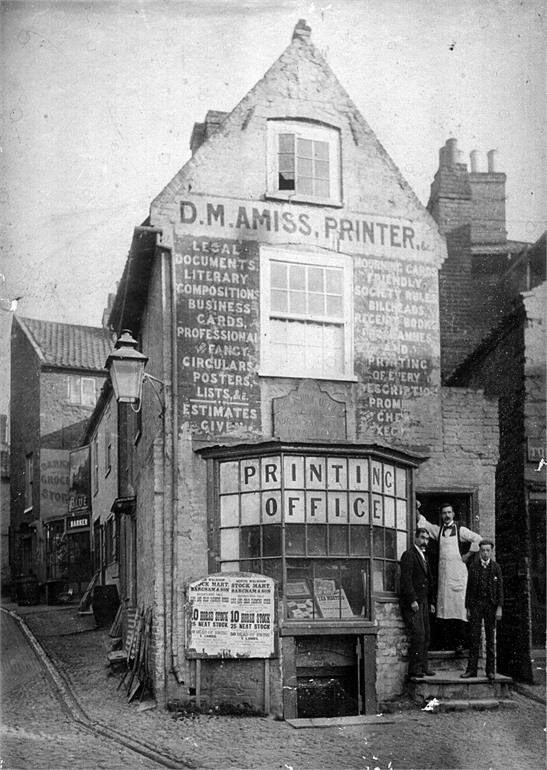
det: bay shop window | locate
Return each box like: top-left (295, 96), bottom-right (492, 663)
top-left (207, 446), bottom-right (415, 623)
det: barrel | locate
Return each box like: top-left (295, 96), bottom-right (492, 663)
top-left (17, 574), bottom-right (40, 606)
top-left (92, 584), bottom-right (120, 627)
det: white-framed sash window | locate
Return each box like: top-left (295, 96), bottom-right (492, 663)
top-left (260, 247), bottom-right (354, 380)
top-left (266, 120), bottom-right (342, 205)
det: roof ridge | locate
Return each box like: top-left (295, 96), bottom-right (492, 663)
top-left (16, 316), bottom-right (113, 370)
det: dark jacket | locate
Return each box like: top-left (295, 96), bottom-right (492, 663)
top-left (465, 559), bottom-right (504, 609)
top-left (400, 546), bottom-right (435, 608)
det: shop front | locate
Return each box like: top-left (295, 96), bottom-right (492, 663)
top-left (199, 440), bottom-right (423, 717)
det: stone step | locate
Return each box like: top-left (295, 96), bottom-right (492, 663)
top-left (434, 698), bottom-right (518, 712)
top-left (408, 671), bottom-right (513, 704)
top-left (428, 650), bottom-right (468, 671)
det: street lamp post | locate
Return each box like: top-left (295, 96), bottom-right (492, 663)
top-left (105, 330), bottom-right (149, 404)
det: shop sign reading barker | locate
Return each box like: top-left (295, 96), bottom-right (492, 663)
top-left (187, 573), bottom-right (276, 658)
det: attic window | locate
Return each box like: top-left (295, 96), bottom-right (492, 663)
top-left (68, 376), bottom-right (96, 407)
top-left (267, 120), bottom-right (341, 205)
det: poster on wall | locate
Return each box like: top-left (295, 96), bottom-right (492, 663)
top-left (68, 445), bottom-right (91, 513)
top-left (187, 573), bottom-right (276, 658)
top-left (40, 448), bottom-right (70, 519)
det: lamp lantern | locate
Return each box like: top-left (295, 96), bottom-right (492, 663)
top-left (105, 330), bottom-right (149, 403)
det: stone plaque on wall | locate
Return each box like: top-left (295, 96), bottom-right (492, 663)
top-left (272, 380), bottom-right (346, 441)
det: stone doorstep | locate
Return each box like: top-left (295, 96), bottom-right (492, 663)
top-left (408, 671), bottom-right (513, 703)
top-left (435, 698), bottom-right (519, 712)
top-left (411, 672), bottom-right (512, 684)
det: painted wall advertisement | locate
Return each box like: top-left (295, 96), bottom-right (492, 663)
top-left (175, 234), bottom-right (261, 438)
top-left (187, 574), bottom-right (276, 658)
top-left (173, 194), bottom-right (443, 442)
top-left (40, 449), bottom-right (70, 518)
top-left (354, 254), bottom-right (441, 440)
top-left (68, 445), bottom-right (91, 513)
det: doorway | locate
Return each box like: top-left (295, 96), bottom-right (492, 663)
top-left (416, 492), bottom-right (474, 651)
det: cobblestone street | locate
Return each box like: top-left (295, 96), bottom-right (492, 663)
top-left (1, 610), bottom-right (162, 769)
top-left (2, 604), bottom-right (545, 770)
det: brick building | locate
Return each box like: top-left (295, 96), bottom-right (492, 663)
top-left (10, 316), bottom-right (112, 599)
top-left (427, 138), bottom-right (529, 378)
top-left (98, 22), bottom-right (502, 716)
top-left (447, 247), bottom-right (546, 682)
top-left (427, 138), bottom-right (546, 683)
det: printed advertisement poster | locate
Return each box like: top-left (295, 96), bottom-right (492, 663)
top-left (187, 573), bottom-right (276, 658)
top-left (68, 445), bottom-right (91, 513)
top-left (40, 449), bottom-right (70, 518)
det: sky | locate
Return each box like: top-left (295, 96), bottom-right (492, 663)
top-left (0, 0), bottom-right (546, 410)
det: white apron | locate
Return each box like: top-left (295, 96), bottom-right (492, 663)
top-left (436, 529), bottom-right (468, 621)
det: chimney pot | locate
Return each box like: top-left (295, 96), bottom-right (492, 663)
top-left (446, 138), bottom-right (458, 167)
top-left (470, 150), bottom-right (480, 173)
top-left (487, 149), bottom-right (499, 173)
top-left (293, 19), bottom-right (311, 41)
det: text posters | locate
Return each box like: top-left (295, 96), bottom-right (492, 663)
top-left (175, 236), bottom-right (261, 437)
top-left (187, 573), bottom-right (276, 658)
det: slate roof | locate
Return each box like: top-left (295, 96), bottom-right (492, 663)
top-left (17, 316), bottom-right (114, 371)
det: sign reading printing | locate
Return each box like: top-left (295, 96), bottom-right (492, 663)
top-left (176, 194), bottom-right (443, 261)
top-left (187, 573), bottom-right (275, 658)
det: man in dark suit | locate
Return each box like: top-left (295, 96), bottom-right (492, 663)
top-left (461, 539), bottom-right (504, 680)
top-left (400, 527), bottom-right (436, 679)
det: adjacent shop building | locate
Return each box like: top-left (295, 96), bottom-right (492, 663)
top-left (9, 316), bottom-right (112, 600)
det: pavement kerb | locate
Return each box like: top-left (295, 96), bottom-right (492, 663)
top-left (511, 682), bottom-right (546, 706)
top-left (2, 606), bottom-right (195, 770)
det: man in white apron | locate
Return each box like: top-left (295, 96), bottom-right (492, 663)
top-left (417, 501), bottom-right (481, 655)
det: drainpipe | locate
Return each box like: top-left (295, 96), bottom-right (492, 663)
top-left (167, 245), bottom-right (184, 685)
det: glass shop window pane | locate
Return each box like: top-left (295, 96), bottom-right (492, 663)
top-left (329, 525), bottom-right (348, 555)
top-left (313, 560), bottom-right (361, 618)
top-left (220, 529), bottom-right (239, 561)
top-left (263, 524), bottom-right (282, 556)
top-left (260, 558), bottom-right (282, 584)
top-left (308, 524), bottom-right (327, 555)
top-left (350, 526), bottom-right (370, 556)
top-left (285, 524), bottom-right (306, 555)
top-left (373, 527), bottom-right (384, 557)
top-left (385, 529), bottom-right (397, 560)
top-left (286, 561), bottom-right (315, 620)
top-left (240, 559), bottom-right (261, 574)
top-left (372, 559), bottom-right (384, 592)
top-left (340, 561), bottom-right (368, 617)
top-left (240, 526), bottom-right (261, 558)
